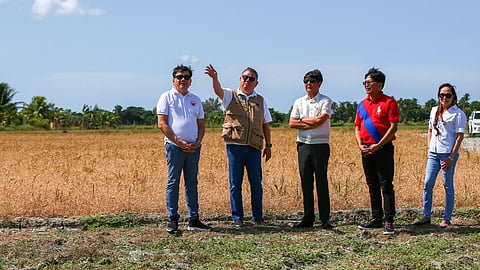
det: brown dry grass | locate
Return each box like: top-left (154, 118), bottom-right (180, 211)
top-left (1, 127), bottom-right (479, 218)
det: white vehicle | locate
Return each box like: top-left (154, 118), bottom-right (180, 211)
top-left (468, 111), bottom-right (480, 136)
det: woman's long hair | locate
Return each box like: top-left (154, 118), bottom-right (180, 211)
top-left (433, 83), bottom-right (458, 135)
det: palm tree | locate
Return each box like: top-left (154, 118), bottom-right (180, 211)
top-left (19, 96), bottom-right (55, 128)
top-left (202, 97), bottom-right (222, 114)
top-left (22, 96), bottom-right (54, 119)
top-left (0, 83), bottom-right (20, 126)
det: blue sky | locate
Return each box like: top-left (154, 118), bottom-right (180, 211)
top-left (1, 0), bottom-right (479, 113)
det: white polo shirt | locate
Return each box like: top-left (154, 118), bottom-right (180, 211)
top-left (290, 92), bottom-right (332, 144)
top-left (157, 87), bottom-right (204, 145)
top-left (428, 104), bottom-right (466, 153)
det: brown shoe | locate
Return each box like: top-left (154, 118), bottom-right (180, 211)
top-left (439, 220), bottom-right (451, 228)
top-left (412, 217), bottom-right (431, 226)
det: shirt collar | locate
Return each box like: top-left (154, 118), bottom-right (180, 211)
top-left (236, 88), bottom-right (257, 99)
top-left (446, 104), bottom-right (457, 113)
top-left (304, 92), bottom-right (320, 102)
top-left (172, 87), bottom-right (190, 96)
top-left (368, 92), bottom-right (384, 102)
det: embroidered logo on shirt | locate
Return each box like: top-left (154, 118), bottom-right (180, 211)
top-left (377, 105), bottom-right (382, 115)
top-left (190, 101), bottom-right (196, 106)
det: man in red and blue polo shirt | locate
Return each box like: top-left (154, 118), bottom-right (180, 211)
top-left (354, 67), bottom-right (399, 235)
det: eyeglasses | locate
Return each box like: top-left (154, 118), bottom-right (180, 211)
top-left (175, 75), bottom-right (191, 80)
top-left (362, 81), bottom-right (376, 86)
top-left (303, 79), bottom-right (318, 84)
top-left (241, 75), bottom-right (256, 82)
top-left (439, 93), bottom-right (452, 99)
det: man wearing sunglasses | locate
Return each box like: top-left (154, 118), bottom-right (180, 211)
top-left (289, 69), bottom-right (333, 229)
top-left (355, 67), bottom-right (399, 235)
top-left (205, 64), bottom-right (272, 229)
top-left (157, 64), bottom-right (212, 234)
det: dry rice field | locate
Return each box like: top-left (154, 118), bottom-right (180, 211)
top-left (1, 127), bottom-right (479, 218)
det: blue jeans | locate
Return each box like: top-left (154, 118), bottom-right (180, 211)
top-left (423, 152), bottom-right (459, 221)
top-left (165, 142), bottom-right (200, 221)
top-left (226, 144), bottom-right (263, 221)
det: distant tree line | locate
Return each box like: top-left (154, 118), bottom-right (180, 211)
top-left (0, 82), bottom-right (157, 130)
top-left (1, 82), bottom-right (480, 130)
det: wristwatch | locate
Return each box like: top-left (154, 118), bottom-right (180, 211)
top-left (265, 143), bottom-right (273, 148)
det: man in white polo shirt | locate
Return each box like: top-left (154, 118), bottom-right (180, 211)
top-left (157, 64), bottom-right (212, 234)
top-left (289, 69), bottom-right (333, 229)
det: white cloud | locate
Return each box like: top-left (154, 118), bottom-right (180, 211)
top-left (32, 0), bottom-right (104, 18)
top-left (180, 55), bottom-right (200, 64)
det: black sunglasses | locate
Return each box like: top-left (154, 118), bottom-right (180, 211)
top-left (175, 75), bottom-right (191, 80)
top-left (241, 75), bottom-right (256, 82)
top-left (362, 81), bottom-right (376, 86)
top-left (439, 93), bottom-right (452, 99)
top-left (303, 79), bottom-right (318, 84)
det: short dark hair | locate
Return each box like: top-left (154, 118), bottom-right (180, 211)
top-left (304, 69), bottom-right (323, 82)
top-left (173, 64), bottom-right (193, 78)
top-left (365, 67), bottom-right (385, 88)
top-left (242, 67), bottom-right (258, 80)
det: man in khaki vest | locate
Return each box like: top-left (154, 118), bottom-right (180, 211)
top-left (205, 64), bottom-right (272, 229)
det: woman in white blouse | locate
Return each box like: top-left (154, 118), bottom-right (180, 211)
top-left (412, 83), bottom-right (467, 228)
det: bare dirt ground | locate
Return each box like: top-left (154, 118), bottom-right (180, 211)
top-left (0, 207), bottom-right (478, 234)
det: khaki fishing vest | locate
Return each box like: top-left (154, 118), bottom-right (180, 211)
top-left (222, 91), bottom-right (265, 150)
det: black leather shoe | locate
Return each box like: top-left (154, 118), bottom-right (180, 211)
top-left (321, 220), bottom-right (333, 229)
top-left (293, 220), bottom-right (314, 228)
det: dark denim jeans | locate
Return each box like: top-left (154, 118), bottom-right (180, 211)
top-left (165, 142), bottom-right (200, 221)
top-left (361, 142), bottom-right (396, 222)
top-left (226, 144), bottom-right (263, 221)
top-left (297, 143), bottom-right (331, 223)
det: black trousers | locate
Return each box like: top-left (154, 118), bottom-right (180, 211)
top-left (361, 142), bottom-right (396, 222)
top-left (297, 142), bottom-right (331, 223)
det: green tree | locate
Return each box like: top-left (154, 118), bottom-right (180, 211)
top-left (331, 101), bottom-right (357, 123)
top-left (53, 108), bottom-right (77, 130)
top-left (269, 108), bottom-right (288, 125)
top-left (458, 93), bottom-right (472, 116)
top-left (204, 110), bottom-right (224, 128)
top-left (0, 83), bottom-right (20, 126)
top-left (420, 98), bottom-right (438, 122)
top-left (114, 105), bottom-right (123, 122)
top-left (469, 101), bottom-right (480, 112)
top-left (20, 96), bottom-right (55, 128)
top-left (397, 98), bottom-right (421, 123)
top-left (121, 106), bottom-right (155, 125)
top-left (202, 97), bottom-right (222, 114)
top-left (81, 104), bottom-right (93, 129)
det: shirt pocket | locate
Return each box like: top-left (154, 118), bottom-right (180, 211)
top-left (222, 122), bottom-right (246, 142)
